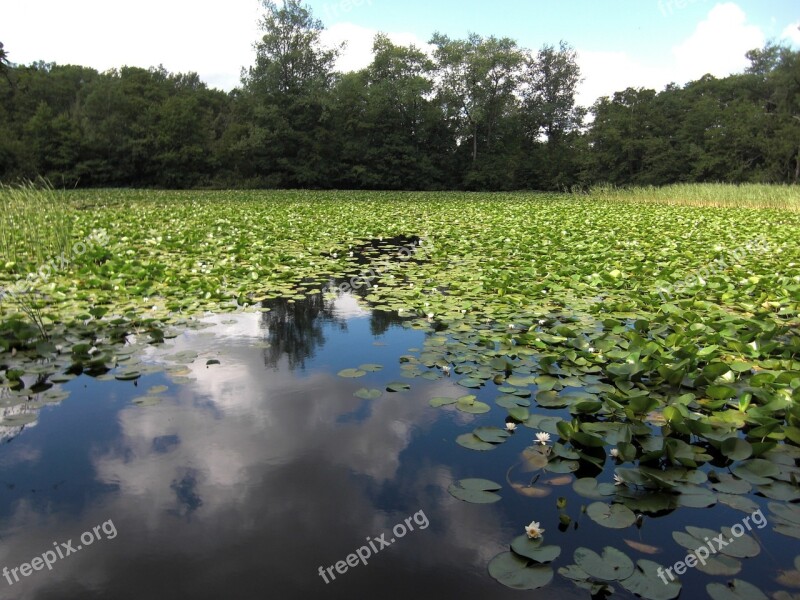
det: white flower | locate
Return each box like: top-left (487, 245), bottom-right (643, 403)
top-left (442, 365), bottom-right (451, 375)
top-left (535, 432), bottom-right (551, 445)
top-left (508, 323), bottom-right (515, 329)
top-left (525, 521), bottom-right (545, 539)
top-left (461, 309), bottom-right (467, 313)
top-left (427, 312), bottom-right (434, 320)
top-left (348, 251), bottom-right (354, 257)
top-left (614, 474), bottom-right (625, 486)
top-left (505, 422), bottom-right (517, 432)
top-left (588, 346), bottom-right (595, 353)
top-left (610, 448), bottom-right (619, 458)
top-left (538, 319), bottom-right (546, 325)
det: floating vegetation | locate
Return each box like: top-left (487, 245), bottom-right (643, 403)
top-left (0, 188), bottom-right (799, 597)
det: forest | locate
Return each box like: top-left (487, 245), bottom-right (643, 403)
top-left (0, 1), bottom-right (798, 191)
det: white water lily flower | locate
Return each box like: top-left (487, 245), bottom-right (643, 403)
top-left (614, 474), bottom-right (625, 486)
top-left (427, 312), bottom-right (434, 319)
top-left (538, 319), bottom-right (546, 325)
top-left (505, 422), bottom-right (517, 432)
top-left (461, 309), bottom-right (467, 313)
top-left (525, 521), bottom-right (544, 539)
top-left (610, 448), bottom-right (619, 458)
top-left (442, 365), bottom-right (451, 375)
top-left (588, 346), bottom-right (595, 353)
top-left (535, 432), bottom-right (551, 445)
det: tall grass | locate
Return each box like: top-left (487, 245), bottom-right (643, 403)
top-left (0, 180), bottom-right (73, 267)
top-left (583, 183), bottom-right (800, 211)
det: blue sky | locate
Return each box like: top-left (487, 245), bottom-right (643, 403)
top-left (2, 0), bottom-right (798, 107)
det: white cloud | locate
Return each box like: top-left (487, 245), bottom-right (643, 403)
top-left (1, 0), bottom-right (263, 90)
top-left (671, 3), bottom-right (763, 79)
top-left (320, 22), bottom-right (430, 73)
top-left (781, 22), bottom-right (800, 46)
top-left (577, 2), bottom-right (764, 108)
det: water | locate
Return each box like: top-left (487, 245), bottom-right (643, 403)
top-left (0, 289), bottom-right (791, 599)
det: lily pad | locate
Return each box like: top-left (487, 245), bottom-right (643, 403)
top-left (706, 579), bottom-right (767, 600)
top-left (488, 552), bottom-right (554, 590)
top-left (473, 426), bottom-right (511, 444)
top-left (620, 559), bottom-right (682, 600)
top-left (511, 535), bottom-right (561, 563)
top-left (586, 502), bottom-right (637, 529)
top-left (338, 368), bottom-right (366, 378)
top-left (447, 478), bottom-right (502, 504)
top-left (386, 382), bottom-right (410, 392)
top-left (456, 433), bottom-right (496, 451)
top-left (574, 546), bottom-right (634, 581)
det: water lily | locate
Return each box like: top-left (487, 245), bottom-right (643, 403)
top-left (505, 422), bottom-right (517, 432)
top-left (538, 319), bottom-right (546, 325)
top-left (610, 448), bottom-right (619, 458)
top-left (614, 473), bottom-right (625, 486)
top-left (525, 521), bottom-right (544, 539)
top-left (442, 365), bottom-right (451, 376)
top-left (587, 346), bottom-right (595, 353)
top-left (427, 312), bottom-right (434, 320)
top-left (535, 432), bottom-right (551, 445)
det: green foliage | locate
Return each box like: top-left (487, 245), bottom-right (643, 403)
top-left (0, 179), bottom-right (72, 266)
top-left (0, 6), bottom-right (799, 189)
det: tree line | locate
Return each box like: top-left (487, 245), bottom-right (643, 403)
top-left (0, 1), bottom-right (798, 190)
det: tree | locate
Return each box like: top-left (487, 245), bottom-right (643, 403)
top-left (430, 32), bottom-right (524, 169)
top-left (519, 42), bottom-right (585, 189)
top-left (0, 42), bottom-right (10, 82)
top-left (238, 0), bottom-right (340, 186)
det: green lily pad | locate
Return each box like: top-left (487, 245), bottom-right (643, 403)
top-left (132, 395), bottom-right (161, 407)
top-left (706, 579), bottom-right (767, 600)
top-left (573, 477), bottom-right (617, 499)
top-left (488, 552), bottom-right (554, 590)
top-left (721, 438), bottom-right (752, 461)
top-left (511, 535), bottom-right (561, 563)
top-left (456, 433), bottom-right (497, 451)
top-left (574, 546), bottom-right (634, 581)
top-left (447, 478), bottom-right (502, 504)
top-left (456, 396), bottom-right (491, 414)
top-left (473, 426), bottom-right (511, 444)
top-left (386, 382), bottom-right (410, 392)
top-left (457, 377), bottom-right (483, 388)
top-left (354, 388), bottom-right (382, 400)
top-left (620, 559), bottom-right (682, 600)
top-left (115, 370), bottom-right (141, 381)
top-left (731, 459), bottom-right (779, 485)
top-left (429, 396), bottom-right (459, 407)
top-left (338, 368), bottom-right (366, 378)
top-left (586, 502), bottom-right (637, 529)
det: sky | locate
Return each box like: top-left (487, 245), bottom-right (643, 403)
top-left (1, 0), bottom-right (798, 108)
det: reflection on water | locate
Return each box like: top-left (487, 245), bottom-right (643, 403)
top-left (0, 287), bottom-right (790, 599)
top-left (0, 289), bottom-right (550, 600)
